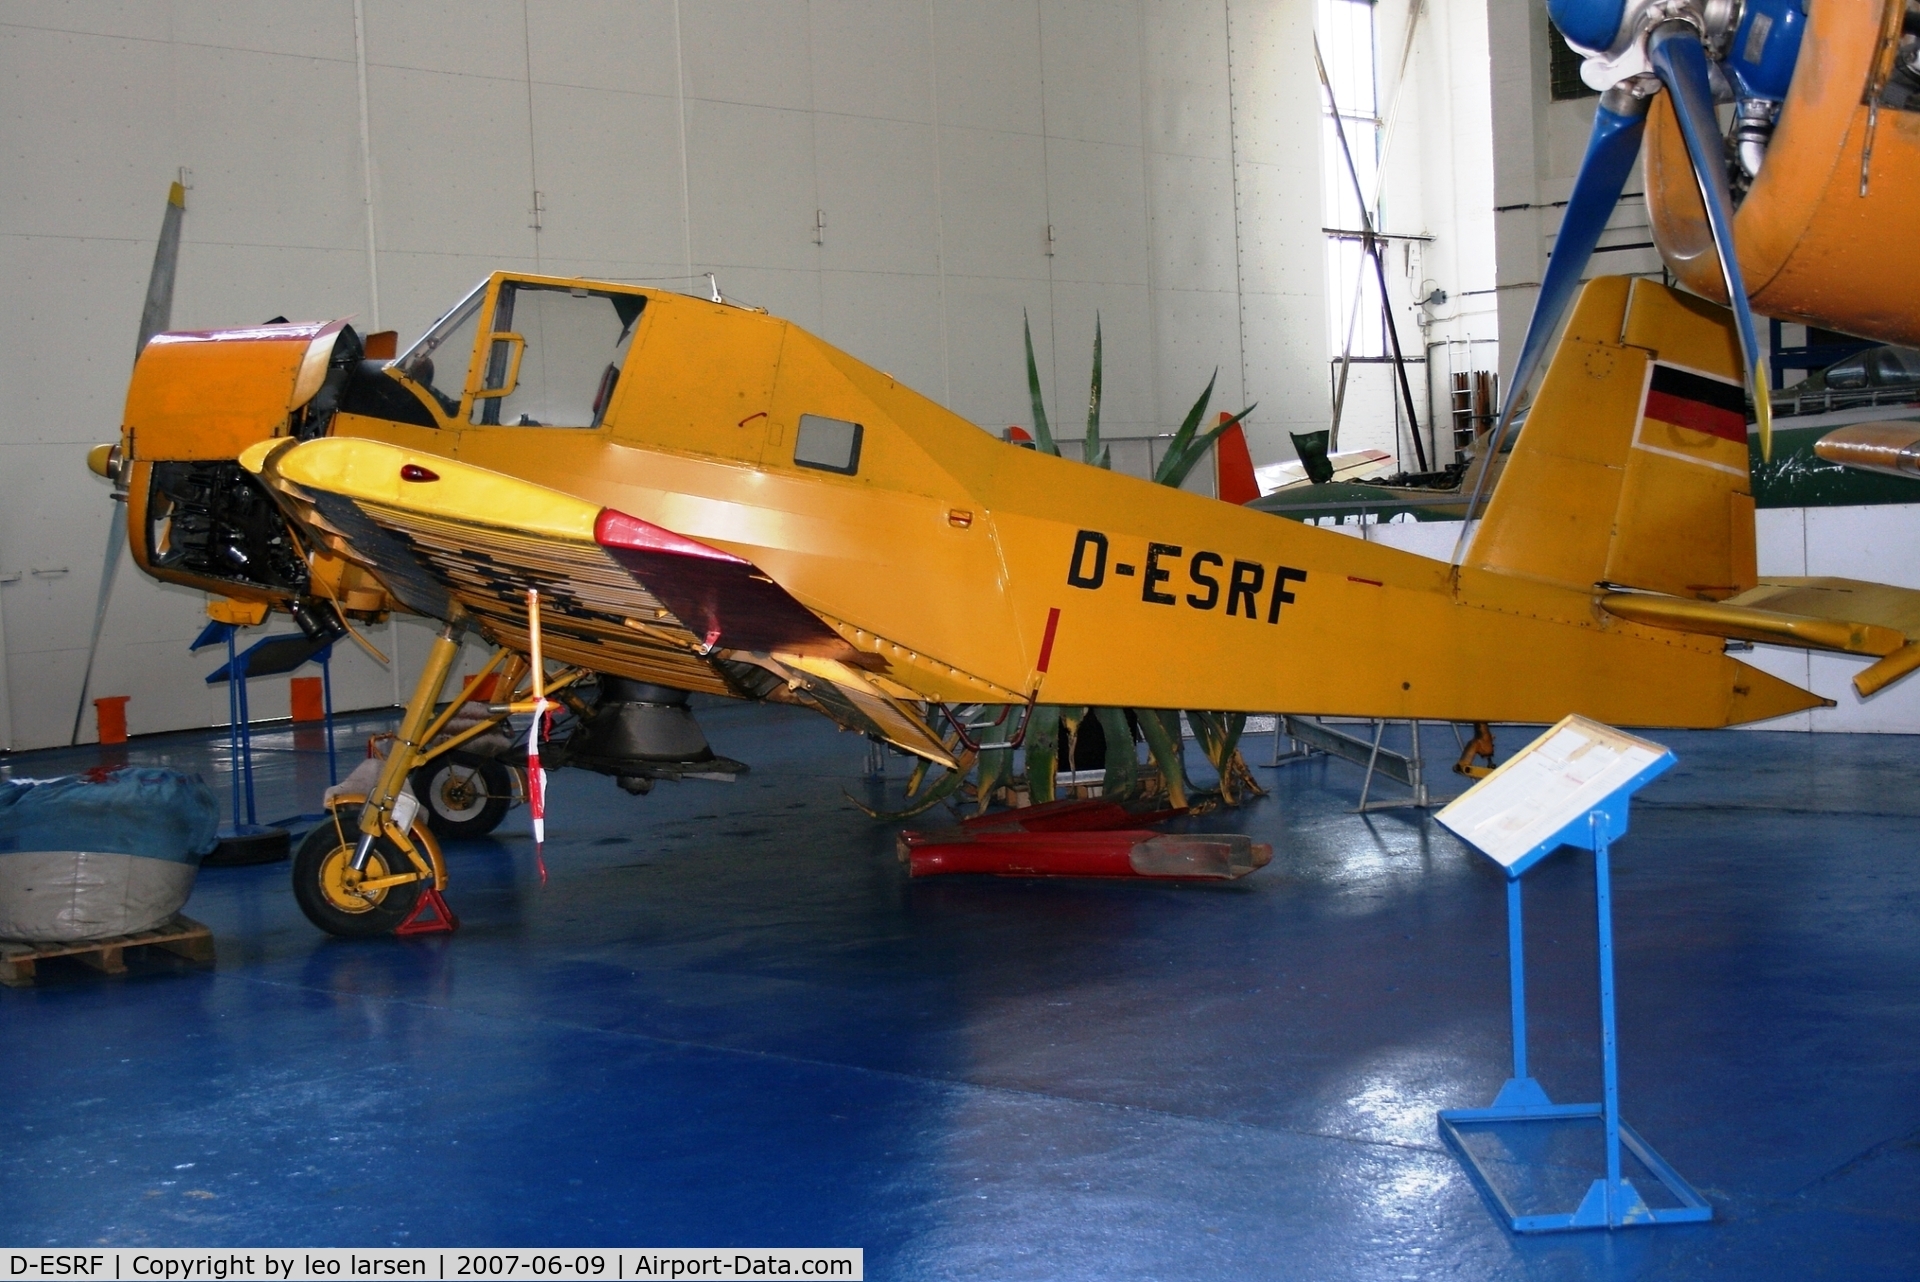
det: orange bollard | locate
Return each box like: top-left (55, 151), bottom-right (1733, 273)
top-left (93, 695), bottom-right (130, 745)
top-left (289, 676), bottom-right (325, 723)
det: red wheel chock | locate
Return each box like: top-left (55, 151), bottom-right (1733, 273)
top-left (395, 886), bottom-right (460, 936)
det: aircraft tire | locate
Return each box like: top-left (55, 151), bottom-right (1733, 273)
top-left (292, 823), bottom-right (424, 938)
top-left (413, 755), bottom-right (512, 840)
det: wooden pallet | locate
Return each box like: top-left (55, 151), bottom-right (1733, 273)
top-left (0, 915), bottom-right (214, 987)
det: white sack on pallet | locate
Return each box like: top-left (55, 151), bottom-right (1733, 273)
top-left (0, 769), bottom-right (220, 943)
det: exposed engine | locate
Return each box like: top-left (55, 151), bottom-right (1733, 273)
top-left (146, 460), bottom-right (311, 597)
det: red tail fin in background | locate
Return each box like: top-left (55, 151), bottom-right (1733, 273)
top-left (1213, 414), bottom-right (1259, 505)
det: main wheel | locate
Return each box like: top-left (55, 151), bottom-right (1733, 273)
top-left (292, 821), bottom-right (425, 937)
top-left (412, 754), bottom-right (512, 839)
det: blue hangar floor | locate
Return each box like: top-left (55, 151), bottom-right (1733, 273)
top-left (1, 703), bottom-right (1916, 1280)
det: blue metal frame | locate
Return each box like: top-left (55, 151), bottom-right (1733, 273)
top-left (191, 626), bottom-right (339, 835)
top-left (1440, 799), bottom-right (1712, 1232)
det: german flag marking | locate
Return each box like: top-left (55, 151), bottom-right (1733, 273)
top-left (1643, 363), bottom-right (1746, 444)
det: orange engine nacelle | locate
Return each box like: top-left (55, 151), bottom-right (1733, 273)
top-left (1647, 0), bottom-right (1920, 347)
top-left (115, 319), bottom-right (393, 618)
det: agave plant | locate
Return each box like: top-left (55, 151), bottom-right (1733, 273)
top-left (855, 318), bottom-right (1267, 822)
top-left (1022, 312), bottom-right (1252, 489)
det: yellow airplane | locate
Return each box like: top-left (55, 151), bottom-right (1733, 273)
top-left (90, 267), bottom-right (1920, 936)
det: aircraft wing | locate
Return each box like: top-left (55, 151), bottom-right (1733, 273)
top-left (238, 437), bottom-right (957, 766)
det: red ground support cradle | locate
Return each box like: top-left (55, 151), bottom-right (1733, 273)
top-left (395, 886), bottom-right (460, 936)
top-left (901, 827), bottom-right (1271, 880)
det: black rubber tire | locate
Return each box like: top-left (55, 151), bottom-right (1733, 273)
top-left (412, 754), bottom-right (513, 840)
top-left (291, 821), bottom-right (425, 938)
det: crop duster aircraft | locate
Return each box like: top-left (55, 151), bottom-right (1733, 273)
top-left (89, 252), bottom-right (1920, 935)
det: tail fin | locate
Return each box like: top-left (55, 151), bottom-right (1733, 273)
top-left (1214, 415), bottom-right (1260, 504)
top-left (1468, 277), bottom-right (1757, 599)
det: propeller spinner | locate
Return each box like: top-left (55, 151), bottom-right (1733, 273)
top-left (1499, 0), bottom-right (1808, 464)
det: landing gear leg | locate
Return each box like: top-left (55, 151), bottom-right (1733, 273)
top-left (1454, 721), bottom-right (1497, 780)
top-left (292, 608), bottom-right (470, 937)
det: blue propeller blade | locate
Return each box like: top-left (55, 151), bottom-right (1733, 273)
top-left (1650, 23), bottom-right (1774, 459)
top-left (1493, 90), bottom-right (1648, 451)
top-left (1456, 85), bottom-right (1648, 554)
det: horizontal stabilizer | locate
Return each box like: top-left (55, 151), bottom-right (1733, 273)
top-left (1604, 577), bottom-right (1920, 698)
top-left (1600, 592), bottom-right (1906, 657)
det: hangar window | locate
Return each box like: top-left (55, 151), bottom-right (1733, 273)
top-left (471, 281), bottom-right (646, 428)
top-left (1319, 0), bottom-right (1386, 359)
top-left (794, 414), bottom-right (863, 475)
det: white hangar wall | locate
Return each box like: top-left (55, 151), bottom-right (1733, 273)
top-left (0, 0), bottom-right (1342, 750)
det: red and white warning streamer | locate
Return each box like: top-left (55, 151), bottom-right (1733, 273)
top-left (526, 587), bottom-right (550, 884)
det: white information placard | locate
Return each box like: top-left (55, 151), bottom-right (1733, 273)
top-left (1436, 715), bottom-right (1673, 876)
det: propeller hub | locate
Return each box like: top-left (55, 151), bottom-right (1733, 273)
top-left (86, 443), bottom-right (124, 485)
top-left (1552, 0), bottom-right (1741, 94)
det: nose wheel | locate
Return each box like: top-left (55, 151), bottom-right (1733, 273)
top-left (292, 825), bottom-right (425, 937)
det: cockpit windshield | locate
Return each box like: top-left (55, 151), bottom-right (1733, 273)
top-left (395, 281), bottom-right (487, 417)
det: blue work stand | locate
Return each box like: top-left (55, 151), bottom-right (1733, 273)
top-left (192, 621), bottom-right (339, 834)
top-left (1436, 727), bottom-right (1712, 1233)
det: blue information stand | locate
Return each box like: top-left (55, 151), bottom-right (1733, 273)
top-left (1435, 716), bottom-right (1712, 1233)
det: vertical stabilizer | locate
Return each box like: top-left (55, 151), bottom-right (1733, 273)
top-left (1469, 278), bottom-right (1755, 599)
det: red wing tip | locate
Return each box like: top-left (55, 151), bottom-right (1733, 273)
top-left (593, 508), bottom-right (746, 564)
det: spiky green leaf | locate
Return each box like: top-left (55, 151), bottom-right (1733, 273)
top-left (1023, 310), bottom-right (1059, 457)
top-left (1094, 706), bottom-right (1138, 800)
top-left (846, 750), bottom-right (976, 821)
top-left (1137, 709), bottom-right (1189, 809)
top-left (1023, 704), bottom-right (1062, 804)
top-left (1158, 403), bottom-right (1257, 489)
top-left (1153, 370), bottom-right (1218, 486)
top-left (1083, 316), bottom-right (1105, 467)
top-left (974, 745), bottom-right (1013, 816)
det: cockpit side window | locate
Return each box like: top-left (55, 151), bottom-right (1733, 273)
top-left (1871, 347), bottom-right (1920, 385)
top-left (471, 283), bottom-right (645, 428)
top-left (1824, 355), bottom-right (1869, 390)
top-left (395, 281), bottom-right (486, 419)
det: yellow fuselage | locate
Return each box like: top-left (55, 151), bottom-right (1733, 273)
top-left (119, 273), bottom-right (1823, 731)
